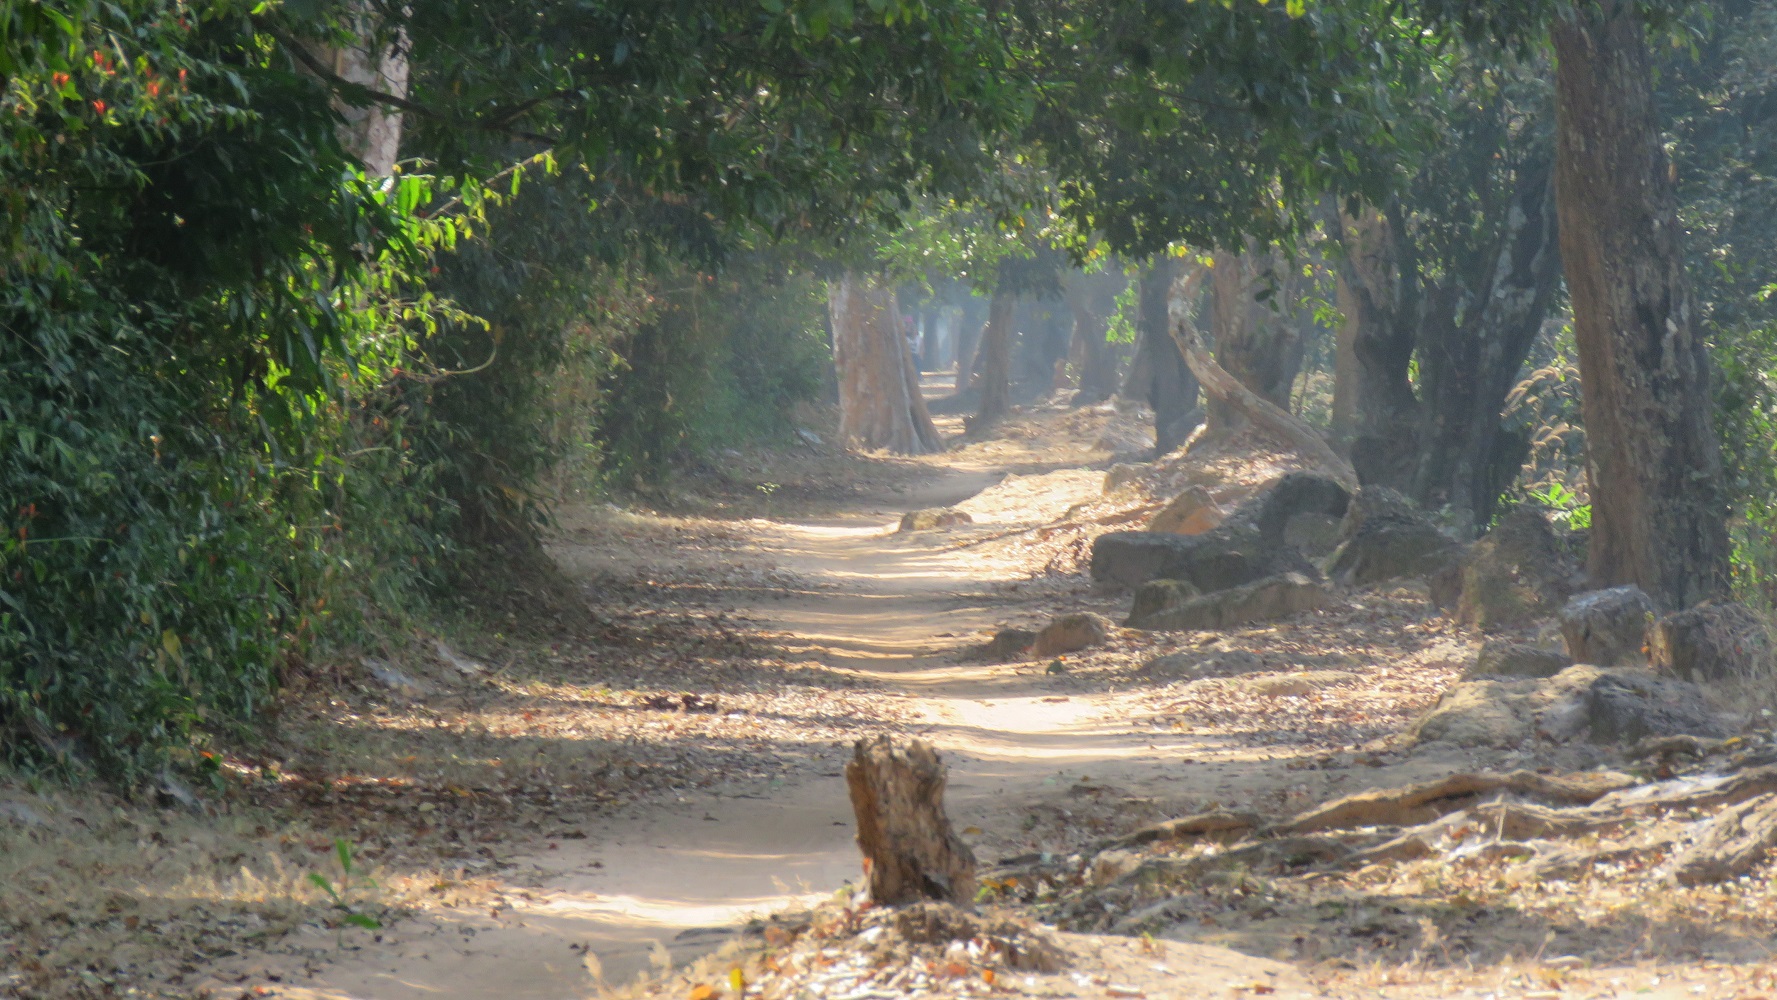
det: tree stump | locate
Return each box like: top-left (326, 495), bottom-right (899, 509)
top-left (845, 735), bottom-right (977, 906)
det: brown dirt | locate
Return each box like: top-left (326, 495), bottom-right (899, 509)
top-left (6, 392), bottom-right (1777, 1000)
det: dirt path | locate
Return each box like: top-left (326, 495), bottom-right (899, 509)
top-left (264, 456), bottom-right (1309, 1000)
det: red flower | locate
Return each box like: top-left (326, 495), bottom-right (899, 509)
top-left (147, 81), bottom-right (159, 96)
top-left (52, 72), bottom-right (69, 87)
top-left (92, 99), bottom-right (106, 114)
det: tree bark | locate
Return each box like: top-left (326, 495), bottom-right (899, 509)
top-left (1205, 243), bottom-right (1304, 438)
top-left (845, 735), bottom-right (977, 906)
top-left (1552, 2), bottom-right (1730, 607)
top-left (1066, 274), bottom-right (1118, 406)
top-left (1328, 206), bottom-right (1420, 489)
top-left (970, 287), bottom-right (1016, 429)
top-left (1168, 265), bottom-right (1357, 488)
top-left (1414, 156), bottom-right (1561, 534)
top-left (1133, 258), bottom-right (1201, 454)
top-left (831, 272), bottom-right (943, 454)
top-left (328, 5), bottom-right (408, 177)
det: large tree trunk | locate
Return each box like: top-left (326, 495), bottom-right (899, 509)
top-left (1133, 258), bottom-right (1201, 454)
top-left (1552, 3), bottom-right (1730, 608)
top-left (831, 273), bottom-right (943, 454)
top-left (1328, 206), bottom-right (1420, 489)
top-left (1066, 275), bottom-right (1118, 405)
top-left (970, 288), bottom-right (1016, 430)
top-left (1413, 156), bottom-right (1561, 535)
top-left (329, 5), bottom-right (408, 177)
top-left (1169, 265), bottom-right (1357, 487)
top-left (1331, 272), bottom-right (1364, 447)
top-left (1205, 243), bottom-right (1303, 438)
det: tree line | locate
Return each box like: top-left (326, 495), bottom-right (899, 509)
top-left (3, 0), bottom-right (1775, 780)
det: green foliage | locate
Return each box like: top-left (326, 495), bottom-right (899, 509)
top-left (307, 838), bottom-right (383, 932)
top-left (596, 259), bottom-right (831, 483)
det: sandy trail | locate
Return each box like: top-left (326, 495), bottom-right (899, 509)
top-left (272, 459), bottom-right (1261, 1000)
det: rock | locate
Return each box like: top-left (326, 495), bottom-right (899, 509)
top-left (1282, 513), bottom-right (1344, 559)
top-left (1103, 463), bottom-right (1149, 494)
top-left (1127, 572), bottom-right (1332, 631)
top-left (1148, 486), bottom-right (1224, 535)
top-left (1323, 486), bottom-right (1462, 586)
top-left (1580, 667), bottom-right (1728, 744)
top-left (1129, 579), bottom-right (1201, 624)
top-left (1560, 586), bottom-right (1655, 666)
top-left (978, 628), bottom-right (1036, 662)
top-left (1463, 640), bottom-right (1573, 680)
top-left (1456, 508), bottom-right (1581, 630)
top-left (899, 507), bottom-right (973, 532)
top-left (1239, 670), bottom-right (1358, 697)
top-left (1650, 601), bottom-right (1770, 682)
top-left (1138, 649), bottom-right (1265, 679)
top-left (433, 639), bottom-right (484, 676)
top-left (1088, 848), bottom-right (1144, 886)
top-left (1031, 613), bottom-right (1113, 657)
top-left (363, 657), bottom-right (428, 696)
top-left (1232, 472), bottom-right (1352, 544)
top-left (1412, 678), bottom-right (1542, 747)
top-left (1411, 664), bottom-right (1727, 748)
top-left (1089, 528), bottom-right (1317, 594)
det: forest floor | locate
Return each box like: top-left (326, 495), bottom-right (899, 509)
top-left (5, 383), bottom-right (1777, 1000)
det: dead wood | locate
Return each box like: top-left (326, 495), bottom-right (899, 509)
top-left (1589, 763), bottom-right (1777, 815)
top-left (1669, 792), bottom-right (1777, 886)
top-left (1166, 265), bottom-right (1357, 489)
top-left (845, 735), bottom-right (978, 906)
top-left (1105, 810), bottom-right (1263, 850)
top-left (1274, 770), bottom-right (1635, 834)
top-left (1627, 733), bottom-right (1727, 762)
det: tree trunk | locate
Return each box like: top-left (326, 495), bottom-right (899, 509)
top-left (831, 272), bottom-right (943, 454)
top-left (845, 735), bottom-right (977, 906)
top-left (1168, 266), bottom-right (1357, 488)
top-left (328, 6), bottom-right (408, 177)
top-left (1134, 258), bottom-right (1201, 454)
top-left (1328, 206), bottom-right (1420, 489)
top-left (1067, 276), bottom-right (1117, 406)
top-left (970, 287), bottom-right (1016, 429)
top-left (1331, 272), bottom-right (1363, 447)
top-left (1413, 156), bottom-right (1561, 535)
top-left (1552, 2), bottom-right (1729, 608)
top-left (1205, 243), bottom-right (1303, 438)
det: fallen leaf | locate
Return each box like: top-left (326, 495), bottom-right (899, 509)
top-left (689, 984), bottom-right (715, 1000)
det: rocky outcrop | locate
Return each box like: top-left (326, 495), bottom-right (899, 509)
top-left (1031, 612), bottom-right (1114, 657)
top-left (1089, 529), bottom-right (1316, 594)
top-left (1455, 508), bottom-right (1581, 630)
top-left (1126, 572), bottom-right (1332, 631)
top-left (899, 507), bottom-right (972, 532)
top-left (1147, 486), bottom-right (1224, 535)
top-left (1462, 639), bottom-right (1573, 680)
top-left (1650, 601), bottom-right (1770, 683)
top-left (1094, 473), bottom-right (1348, 592)
top-left (1323, 486), bottom-right (1462, 587)
top-left (1411, 664), bottom-right (1726, 748)
top-left (1559, 586), bottom-right (1655, 667)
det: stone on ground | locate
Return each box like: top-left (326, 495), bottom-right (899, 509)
top-left (1089, 527), bottom-right (1316, 594)
top-left (1102, 463), bottom-right (1148, 494)
top-left (978, 627), bottom-right (1037, 662)
top-left (1323, 485), bottom-right (1462, 586)
top-left (1031, 612), bottom-right (1113, 657)
top-left (1650, 600), bottom-right (1770, 682)
top-left (1126, 572), bottom-right (1332, 631)
top-left (899, 507), bottom-right (973, 532)
top-left (1455, 507), bottom-right (1581, 630)
top-left (1560, 586), bottom-right (1655, 666)
top-left (1412, 664), bottom-right (1726, 747)
top-left (1463, 639), bottom-right (1573, 680)
top-left (1147, 485), bottom-right (1224, 535)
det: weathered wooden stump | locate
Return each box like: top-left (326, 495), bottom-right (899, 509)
top-left (845, 735), bottom-right (977, 906)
